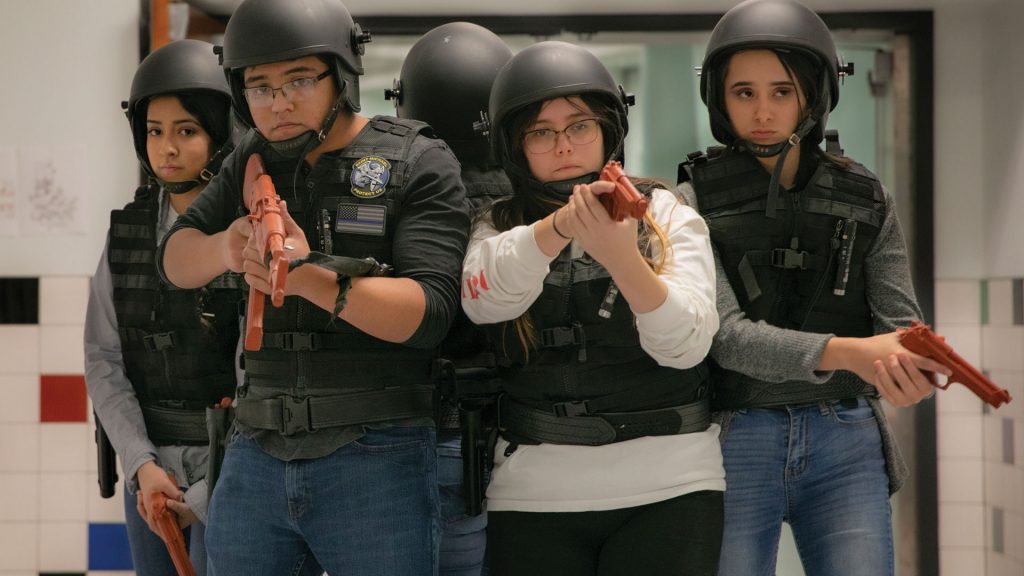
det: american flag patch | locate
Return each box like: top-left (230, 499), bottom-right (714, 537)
top-left (335, 202), bottom-right (387, 236)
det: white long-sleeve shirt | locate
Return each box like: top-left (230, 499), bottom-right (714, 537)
top-left (462, 188), bottom-right (725, 512)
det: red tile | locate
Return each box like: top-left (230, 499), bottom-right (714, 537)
top-left (40, 374), bottom-right (87, 422)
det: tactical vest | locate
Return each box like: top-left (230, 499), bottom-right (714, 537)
top-left (489, 242), bottom-right (711, 446)
top-left (685, 148), bottom-right (886, 409)
top-left (109, 186), bottom-right (243, 445)
top-left (236, 117), bottom-right (441, 435)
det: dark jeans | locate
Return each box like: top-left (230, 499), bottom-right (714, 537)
top-left (487, 490), bottom-right (723, 576)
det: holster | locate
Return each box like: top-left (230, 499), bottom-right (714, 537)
top-left (205, 403), bottom-right (235, 497)
top-left (94, 413), bottom-right (118, 499)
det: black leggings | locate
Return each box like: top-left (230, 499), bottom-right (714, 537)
top-left (487, 490), bottom-right (723, 576)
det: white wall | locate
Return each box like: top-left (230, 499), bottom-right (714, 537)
top-left (0, 0), bottom-right (140, 278)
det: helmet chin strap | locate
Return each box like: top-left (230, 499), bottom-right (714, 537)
top-left (263, 94), bottom-right (345, 160)
top-left (736, 115), bottom-right (818, 219)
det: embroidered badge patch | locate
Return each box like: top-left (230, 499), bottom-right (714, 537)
top-left (350, 156), bottom-right (391, 198)
top-left (335, 201), bottom-right (387, 236)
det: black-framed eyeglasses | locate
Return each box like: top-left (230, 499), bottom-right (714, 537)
top-left (522, 118), bottom-right (601, 154)
top-left (243, 69), bottom-right (332, 108)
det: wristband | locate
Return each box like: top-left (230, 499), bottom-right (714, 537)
top-left (551, 210), bottom-right (572, 240)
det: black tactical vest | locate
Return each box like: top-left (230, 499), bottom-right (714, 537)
top-left (239, 117), bottom-right (440, 410)
top-left (685, 148), bottom-right (886, 408)
top-left (109, 186), bottom-right (243, 445)
top-left (488, 238), bottom-right (710, 444)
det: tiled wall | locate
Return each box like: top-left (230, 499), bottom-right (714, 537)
top-left (0, 277), bottom-right (134, 576)
top-left (2, 274), bottom-right (1022, 574)
top-left (935, 279), bottom-right (1024, 575)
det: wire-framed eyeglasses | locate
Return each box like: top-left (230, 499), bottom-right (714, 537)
top-left (522, 118), bottom-right (601, 154)
top-left (243, 69), bottom-right (332, 108)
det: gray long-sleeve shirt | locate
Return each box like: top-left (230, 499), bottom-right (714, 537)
top-left (83, 189), bottom-right (213, 522)
top-left (677, 178), bottom-right (919, 493)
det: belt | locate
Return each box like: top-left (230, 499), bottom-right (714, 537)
top-left (235, 386), bottom-right (435, 436)
top-left (499, 397), bottom-right (711, 446)
top-left (141, 405), bottom-right (209, 445)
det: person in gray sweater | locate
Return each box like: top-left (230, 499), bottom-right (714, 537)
top-left (676, 1), bottom-right (951, 575)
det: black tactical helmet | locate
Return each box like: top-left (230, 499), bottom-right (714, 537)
top-left (219, 0), bottom-right (371, 128)
top-left (386, 22), bottom-right (512, 167)
top-left (488, 41), bottom-right (633, 182)
top-left (122, 39), bottom-right (232, 191)
top-left (700, 0), bottom-right (848, 148)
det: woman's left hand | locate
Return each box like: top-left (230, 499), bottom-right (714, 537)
top-left (561, 181), bottom-right (641, 272)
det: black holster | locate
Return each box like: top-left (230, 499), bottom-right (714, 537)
top-left (94, 413), bottom-right (118, 499)
top-left (205, 403), bottom-right (235, 497)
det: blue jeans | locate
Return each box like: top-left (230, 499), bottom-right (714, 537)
top-left (123, 483), bottom-right (208, 576)
top-left (438, 434), bottom-right (488, 576)
top-left (717, 398), bottom-right (893, 576)
top-left (205, 426), bottom-right (439, 576)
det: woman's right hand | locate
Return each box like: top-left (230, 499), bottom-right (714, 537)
top-left (135, 461), bottom-right (183, 536)
top-left (822, 332), bottom-right (952, 407)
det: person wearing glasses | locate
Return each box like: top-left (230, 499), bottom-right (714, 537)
top-left (462, 41), bottom-right (723, 576)
top-left (676, 1), bottom-right (948, 574)
top-left (83, 39), bottom-right (239, 576)
top-left (157, 0), bottom-right (469, 574)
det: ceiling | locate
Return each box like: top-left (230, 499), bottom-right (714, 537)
top-left (185, 0), bottom-right (996, 17)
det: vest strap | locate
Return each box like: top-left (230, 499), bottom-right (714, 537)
top-left (235, 386), bottom-right (435, 436)
top-left (500, 397), bottom-right (711, 446)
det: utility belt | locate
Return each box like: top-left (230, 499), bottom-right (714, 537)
top-left (234, 386), bottom-right (435, 436)
top-left (500, 396), bottom-right (711, 446)
top-left (141, 404), bottom-right (209, 446)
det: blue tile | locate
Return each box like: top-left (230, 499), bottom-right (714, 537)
top-left (88, 523), bottom-right (133, 571)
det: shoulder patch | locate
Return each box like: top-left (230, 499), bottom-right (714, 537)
top-left (350, 156), bottom-right (391, 198)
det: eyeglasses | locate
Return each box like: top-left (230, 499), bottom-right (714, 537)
top-left (242, 69), bottom-right (332, 108)
top-left (522, 118), bottom-right (601, 154)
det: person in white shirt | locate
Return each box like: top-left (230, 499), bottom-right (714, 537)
top-left (461, 40), bottom-right (724, 576)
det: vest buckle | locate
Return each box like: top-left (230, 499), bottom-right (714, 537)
top-left (553, 400), bottom-right (591, 417)
top-left (143, 331), bottom-right (176, 352)
top-left (771, 248), bottom-right (808, 269)
top-left (280, 396), bottom-right (313, 435)
top-left (539, 323), bottom-right (585, 348)
top-left (279, 332), bottom-right (321, 352)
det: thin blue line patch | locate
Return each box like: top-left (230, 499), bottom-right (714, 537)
top-left (335, 202), bottom-right (387, 236)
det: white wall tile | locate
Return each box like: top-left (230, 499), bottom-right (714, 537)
top-left (0, 522), bottom-right (38, 570)
top-left (39, 276), bottom-right (90, 326)
top-left (939, 548), bottom-right (985, 575)
top-left (40, 325), bottom-right (85, 374)
top-left (937, 383), bottom-right (987, 414)
top-left (37, 521), bottom-right (87, 572)
top-left (39, 423), bottom-right (88, 472)
top-left (0, 473), bottom-right (39, 521)
top-left (938, 413), bottom-right (984, 459)
top-left (87, 473), bottom-right (127, 523)
top-left (0, 423), bottom-right (39, 472)
top-left (986, 552), bottom-right (1024, 576)
top-left (939, 458), bottom-right (985, 503)
top-left (984, 415), bottom-right (1006, 463)
top-left (38, 472), bottom-right (88, 521)
top-left (940, 503), bottom-right (986, 547)
top-left (982, 326), bottom-right (1024, 372)
top-left (0, 375), bottom-right (40, 423)
top-left (985, 370), bottom-right (1023, 420)
top-left (937, 325), bottom-right (983, 368)
top-left (1003, 509), bottom-right (1024, 563)
top-left (935, 280), bottom-right (982, 325)
top-left (988, 279), bottom-right (1015, 325)
top-left (0, 326), bottom-right (40, 374)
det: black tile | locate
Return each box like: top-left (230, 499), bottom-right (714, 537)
top-left (0, 277), bottom-right (38, 324)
